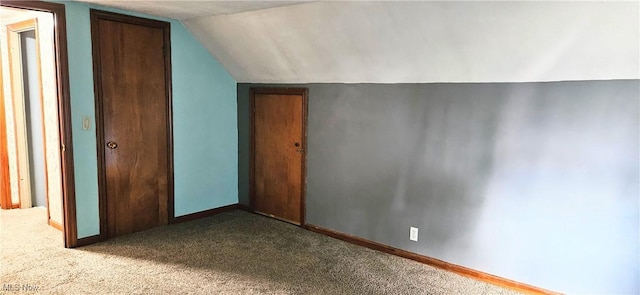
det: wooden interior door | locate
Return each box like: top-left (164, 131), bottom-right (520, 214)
top-left (251, 88), bottom-right (307, 225)
top-left (91, 10), bottom-right (173, 237)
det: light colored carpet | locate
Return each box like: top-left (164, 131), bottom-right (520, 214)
top-left (1, 207), bottom-right (522, 294)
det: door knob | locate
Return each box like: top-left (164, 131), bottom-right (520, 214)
top-left (294, 142), bottom-right (303, 153)
top-left (106, 141), bottom-right (118, 149)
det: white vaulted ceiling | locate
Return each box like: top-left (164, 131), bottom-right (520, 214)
top-left (77, 0), bottom-right (312, 20)
top-left (75, 1), bottom-right (639, 83)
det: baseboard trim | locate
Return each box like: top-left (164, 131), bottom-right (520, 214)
top-left (303, 224), bottom-right (561, 295)
top-left (49, 219), bottom-right (63, 231)
top-left (75, 234), bottom-right (104, 247)
top-left (238, 204), bottom-right (252, 212)
top-left (74, 204), bottom-right (240, 248)
top-left (173, 203), bottom-right (240, 224)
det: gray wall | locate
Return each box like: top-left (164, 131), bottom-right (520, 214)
top-left (238, 81), bottom-right (639, 294)
top-left (21, 30), bottom-right (47, 208)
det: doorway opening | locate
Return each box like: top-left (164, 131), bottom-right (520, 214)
top-left (18, 28), bottom-right (47, 211)
top-left (0, 2), bottom-right (77, 248)
top-left (2, 8), bottom-right (61, 231)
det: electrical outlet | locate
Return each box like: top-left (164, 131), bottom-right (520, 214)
top-left (410, 227), bottom-right (418, 241)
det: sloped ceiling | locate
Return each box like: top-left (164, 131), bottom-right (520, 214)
top-left (77, 0), bottom-right (311, 20)
top-left (77, 1), bottom-right (639, 83)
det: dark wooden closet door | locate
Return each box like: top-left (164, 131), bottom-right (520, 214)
top-left (92, 11), bottom-right (172, 237)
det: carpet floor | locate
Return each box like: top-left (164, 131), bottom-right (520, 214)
top-left (1, 207), bottom-right (521, 294)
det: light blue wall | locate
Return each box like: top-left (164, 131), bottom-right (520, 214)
top-left (61, 1), bottom-right (238, 238)
top-left (64, 3), bottom-right (99, 238)
top-left (171, 21), bottom-right (238, 217)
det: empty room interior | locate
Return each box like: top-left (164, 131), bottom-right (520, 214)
top-left (0, 1), bottom-right (638, 294)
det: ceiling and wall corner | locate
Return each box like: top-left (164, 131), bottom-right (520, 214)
top-left (72, 1), bottom-right (639, 83)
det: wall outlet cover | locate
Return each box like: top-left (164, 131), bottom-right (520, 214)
top-left (410, 226), bottom-right (418, 241)
top-left (82, 116), bottom-right (91, 130)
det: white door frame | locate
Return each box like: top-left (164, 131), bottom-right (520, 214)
top-left (6, 18), bottom-right (48, 211)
